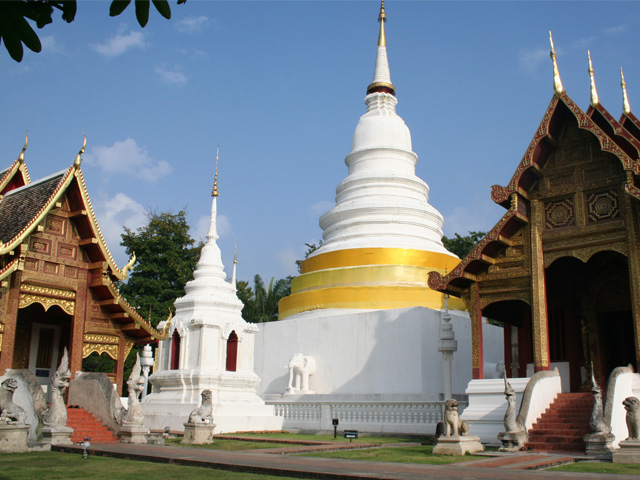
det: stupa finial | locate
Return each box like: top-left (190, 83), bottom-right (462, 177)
top-left (212, 145), bottom-right (219, 197)
top-left (621, 67), bottom-right (631, 115)
top-left (366, 1), bottom-right (395, 96)
top-left (549, 31), bottom-right (564, 96)
top-left (588, 50), bottom-right (599, 107)
top-left (231, 239), bottom-right (238, 289)
top-left (18, 131), bottom-right (28, 164)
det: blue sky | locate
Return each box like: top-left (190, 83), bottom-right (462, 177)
top-left (1, 1), bottom-right (638, 283)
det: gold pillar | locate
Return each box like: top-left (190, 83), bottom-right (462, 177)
top-left (531, 200), bottom-right (551, 371)
top-left (468, 283), bottom-right (484, 379)
top-left (623, 195), bottom-right (640, 371)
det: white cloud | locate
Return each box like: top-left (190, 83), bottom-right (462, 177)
top-left (155, 64), bottom-right (188, 87)
top-left (41, 36), bottom-right (64, 55)
top-left (92, 31), bottom-right (146, 58)
top-left (518, 46), bottom-right (549, 75)
top-left (605, 25), bottom-right (626, 35)
top-left (176, 15), bottom-right (210, 33)
top-left (309, 200), bottom-right (333, 217)
top-left (85, 138), bottom-right (172, 182)
top-left (92, 192), bottom-right (147, 265)
top-left (571, 36), bottom-right (596, 50)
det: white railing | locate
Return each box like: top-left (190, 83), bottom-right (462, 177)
top-left (267, 399), bottom-right (463, 435)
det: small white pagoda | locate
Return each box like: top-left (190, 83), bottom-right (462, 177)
top-left (142, 152), bottom-right (283, 433)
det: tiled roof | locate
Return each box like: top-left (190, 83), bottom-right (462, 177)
top-left (0, 173), bottom-right (64, 243)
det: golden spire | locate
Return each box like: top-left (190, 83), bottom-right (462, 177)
top-left (588, 50), bottom-right (599, 107)
top-left (212, 145), bottom-right (219, 197)
top-left (621, 67), bottom-right (631, 115)
top-left (18, 131), bottom-right (28, 164)
top-left (549, 31), bottom-right (563, 96)
top-left (73, 133), bottom-right (86, 168)
top-left (234, 239), bottom-right (237, 264)
top-left (377, 0), bottom-right (387, 47)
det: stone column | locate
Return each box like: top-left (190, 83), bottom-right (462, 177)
top-left (140, 345), bottom-right (154, 398)
top-left (530, 200), bottom-right (550, 372)
top-left (439, 295), bottom-right (457, 399)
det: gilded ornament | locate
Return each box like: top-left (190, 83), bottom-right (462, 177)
top-left (82, 343), bottom-right (118, 360)
top-left (83, 333), bottom-right (119, 344)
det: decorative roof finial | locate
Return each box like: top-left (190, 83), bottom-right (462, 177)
top-left (231, 239), bottom-right (237, 289)
top-left (234, 240), bottom-right (237, 264)
top-left (549, 31), bottom-right (563, 96)
top-left (18, 131), bottom-right (28, 164)
top-left (378, 0), bottom-right (387, 47)
top-left (588, 50), bottom-right (599, 107)
top-left (212, 145), bottom-right (219, 197)
top-left (621, 67), bottom-right (631, 116)
top-left (74, 133), bottom-right (86, 168)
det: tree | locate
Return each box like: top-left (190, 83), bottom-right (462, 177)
top-left (442, 231), bottom-right (486, 259)
top-left (0, 0), bottom-right (186, 62)
top-left (118, 210), bottom-right (200, 328)
top-left (239, 274), bottom-right (291, 323)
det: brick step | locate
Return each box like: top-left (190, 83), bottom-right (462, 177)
top-left (66, 406), bottom-right (119, 443)
top-left (525, 442), bottom-right (585, 452)
top-left (527, 434), bottom-right (586, 443)
top-left (528, 428), bottom-right (588, 437)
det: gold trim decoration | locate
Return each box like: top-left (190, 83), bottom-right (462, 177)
top-left (19, 284), bottom-right (76, 315)
top-left (84, 333), bottom-right (119, 344)
top-left (83, 343), bottom-right (118, 360)
top-left (124, 339), bottom-right (135, 360)
top-left (0, 333), bottom-right (3, 352)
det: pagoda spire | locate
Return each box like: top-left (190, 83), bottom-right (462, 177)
top-left (231, 240), bottom-right (237, 289)
top-left (621, 67), bottom-right (631, 115)
top-left (73, 133), bottom-right (86, 169)
top-left (588, 50), bottom-right (599, 107)
top-left (207, 147), bottom-right (220, 241)
top-left (549, 31), bottom-right (563, 96)
top-left (367, 1), bottom-right (395, 96)
top-left (18, 131), bottom-right (28, 164)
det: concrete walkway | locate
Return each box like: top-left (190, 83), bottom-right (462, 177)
top-left (51, 441), bottom-right (638, 480)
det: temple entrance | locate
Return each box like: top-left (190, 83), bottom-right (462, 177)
top-left (12, 303), bottom-right (71, 392)
top-left (545, 251), bottom-right (634, 391)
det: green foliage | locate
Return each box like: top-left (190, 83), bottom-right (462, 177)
top-left (81, 352), bottom-right (115, 373)
top-left (238, 274), bottom-right (291, 323)
top-left (0, 0), bottom-right (185, 62)
top-left (118, 210), bottom-right (200, 329)
top-left (295, 241), bottom-right (323, 274)
top-left (442, 231), bottom-right (486, 259)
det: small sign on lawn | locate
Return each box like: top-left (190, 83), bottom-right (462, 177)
top-left (344, 430), bottom-right (358, 442)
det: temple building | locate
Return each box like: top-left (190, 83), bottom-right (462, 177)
top-left (278, 1), bottom-right (464, 319)
top-left (0, 137), bottom-right (166, 394)
top-left (429, 39), bottom-right (640, 392)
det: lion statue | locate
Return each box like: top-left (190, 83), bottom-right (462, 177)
top-left (188, 389), bottom-right (214, 425)
top-left (444, 399), bottom-right (469, 437)
top-left (0, 378), bottom-right (26, 425)
top-left (623, 396), bottom-right (640, 440)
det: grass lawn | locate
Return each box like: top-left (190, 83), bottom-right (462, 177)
top-left (547, 461), bottom-right (640, 475)
top-left (165, 437), bottom-right (291, 450)
top-left (0, 451), bottom-right (299, 480)
top-left (302, 444), bottom-right (485, 465)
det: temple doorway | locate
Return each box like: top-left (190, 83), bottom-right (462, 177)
top-left (12, 303), bottom-right (71, 392)
top-left (545, 251), bottom-right (634, 391)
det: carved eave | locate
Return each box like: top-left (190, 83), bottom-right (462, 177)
top-left (91, 271), bottom-right (167, 341)
top-left (492, 93), bottom-right (639, 210)
top-left (588, 103), bottom-right (640, 162)
top-left (428, 206), bottom-right (527, 296)
top-left (0, 258), bottom-right (19, 286)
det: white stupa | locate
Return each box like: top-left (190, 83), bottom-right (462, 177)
top-left (142, 151), bottom-right (283, 433)
top-left (278, 2), bottom-right (463, 319)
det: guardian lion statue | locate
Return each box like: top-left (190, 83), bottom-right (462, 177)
top-left (0, 378), bottom-right (26, 425)
top-left (623, 396), bottom-right (640, 440)
top-left (444, 399), bottom-right (469, 437)
top-left (188, 389), bottom-right (214, 425)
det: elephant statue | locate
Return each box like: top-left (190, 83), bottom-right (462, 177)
top-left (285, 353), bottom-right (316, 394)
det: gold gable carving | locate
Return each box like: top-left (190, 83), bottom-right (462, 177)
top-left (19, 284), bottom-right (76, 315)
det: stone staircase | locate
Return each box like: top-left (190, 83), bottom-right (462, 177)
top-left (525, 392), bottom-right (592, 452)
top-left (67, 406), bottom-right (119, 444)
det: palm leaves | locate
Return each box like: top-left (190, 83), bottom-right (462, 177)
top-left (239, 274), bottom-right (291, 323)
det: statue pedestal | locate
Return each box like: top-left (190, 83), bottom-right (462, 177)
top-left (119, 424), bottom-right (149, 444)
top-left (433, 435), bottom-right (484, 455)
top-left (0, 424), bottom-right (30, 453)
top-left (613, 439), bottom-right (640, 463)
top-left (182, 423), bottom-right (216, 445)
top-left (497, 431), bottom-right (528, 452)
top-left (42, 425), bottom-right (73, 446)
top-left (584, 432), bottom-right (615, 456)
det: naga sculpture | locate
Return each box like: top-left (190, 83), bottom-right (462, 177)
top-left (0, 378), bottom-right (26, 425)
top-left (43, 348), bottom-right (72, 426)
top-left (623, 396), bottom-right (640, 440)
top-left (588, 364), bottom-right (610, 434)
top-left (187, 390), bottom-right (214, 425)
top-left (503, 372), bottom-right (524, 433)
top-left (121, 354), bottom-right (145, 426)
